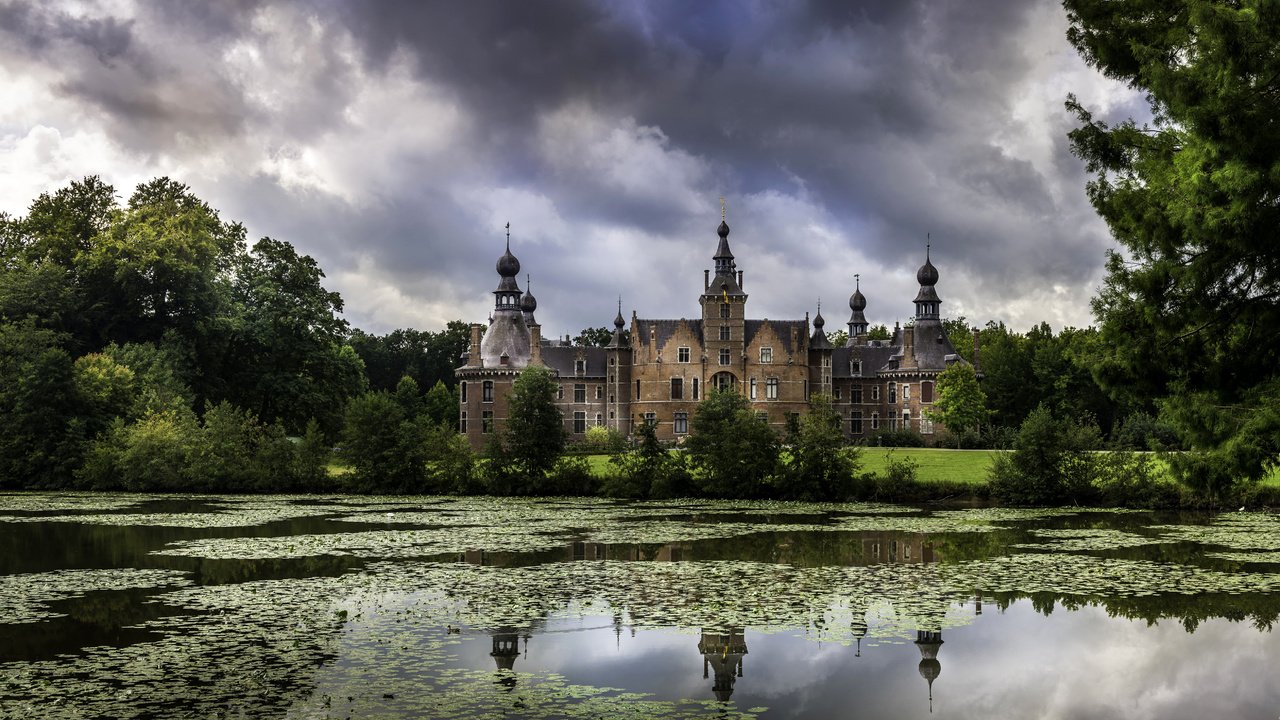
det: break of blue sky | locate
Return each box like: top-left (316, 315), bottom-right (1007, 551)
top-left (0, 0), bottom-right (1148, 336)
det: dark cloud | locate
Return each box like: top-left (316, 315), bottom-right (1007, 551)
top-left (1, 0), bottom-right (1143, 334)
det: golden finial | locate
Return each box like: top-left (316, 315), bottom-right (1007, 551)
top-left (720, 196), bottom-right (726, 222)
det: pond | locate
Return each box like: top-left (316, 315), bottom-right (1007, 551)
top-left (1, 493), bottom-right (1278, 719)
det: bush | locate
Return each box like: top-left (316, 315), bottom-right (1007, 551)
top-left (545, 455), bottom-right (599, 496)
top-left (874, 452), bottom-right (919, 499)
top-left (781, 394), bottom-right (860, 501)
top-left (686, 389), bottom-right (780, 498)
top-left (583, 425), bottom-right (628, 454)
top-left (1111, 412), bottom-right (1181, 451)
top-left (605, 420), bottom-right (693, 499)
top-left (1093, 450), bottom-right (1182, 508)
top-left (342, 391), bottom-right (431, 493)
top-left (989, 405), bottom-right (1101, 505)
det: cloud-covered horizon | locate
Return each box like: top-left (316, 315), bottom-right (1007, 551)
top-left (0, 0), bottom-right (1148, 336)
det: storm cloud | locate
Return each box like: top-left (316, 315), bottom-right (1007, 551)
top-left (0, 0), bottom-right (1148, 335)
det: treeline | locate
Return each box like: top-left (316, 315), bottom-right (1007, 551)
top-left (0, 176), bottom-right (465, 491)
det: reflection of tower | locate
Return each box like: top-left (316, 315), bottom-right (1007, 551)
top-left (491, 630), bottom-right (522, 671)
top-left (851, 605), bottom-right (868, 658)
top-left (698, 628), bottom-right (748, 702)
top-left (915, 630), bottom-right (943, 713)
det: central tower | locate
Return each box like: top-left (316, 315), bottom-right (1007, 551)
top-left (700, 209), bottom-right (747, 391)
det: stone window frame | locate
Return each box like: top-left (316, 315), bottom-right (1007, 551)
top-left (850, 411), bottom-right (863, 434)
top-left (719, 348), bottom-right (731, 365)
top-left (871, 385), bottom-right (880, 402)
top-left (674, 412), bottom-right (688, 435)
top-left (573, 384), bottom-right (586, 403)
top-left (719, 325), bottom-right (731, 341)
top-left (871, 412), bottom-right (879, 431)
top-left (749, 377), bottom-right (758, 400)
top-left (482, 411), bottom-right (494, 433)
top-left (460, 411), bottom-right (467, 433)
top-left (902, 383), bottom-right (911, 401)
top-left (765, 377), bottom-right (779, 400)
top-left (677, 346), bottom-right (691, 363)
top-left (460, 382), bottom-right (467, 403)
top-left (720, 303), bottom-right (730, 318)
top-left (482, 381), bottom-right (494, 403)
top-left (670, 377), bottom-right (683, 400)
top-left (760, 346), bottom-right (773, 364)
top-left (852, 385), bottom-right (863, 404)
top-left (573, 411), bottom-right (586, 434)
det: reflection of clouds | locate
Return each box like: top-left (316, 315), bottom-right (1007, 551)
top-left (433, 602), bottom-right (1278, 719)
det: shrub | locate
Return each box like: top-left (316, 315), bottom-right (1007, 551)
top-left (1093, 450), bottom-right (1182, 508)
top-left (782, 394), bottom-right (860, 501)
top-left (686, 389), bottom-right (780, 498)
top-left (989, 405), bottom-right (1101, 505)
top-left (868, 427), bottom-right (926, 447)
top-left (874, 452), bottom-right (919, 500)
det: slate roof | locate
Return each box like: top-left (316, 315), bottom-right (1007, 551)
top-left (541, 346), bottom-right (609, 378)
top-left (744, 320), bottom-right (807, 355)
top-left (906, 319), bottom-right (962, 371)
top-left (633, 319), bottom-right (704, 348)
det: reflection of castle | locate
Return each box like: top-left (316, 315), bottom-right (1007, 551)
top-left (698, 628), bottom-right (748, 702)
top-left (863, 532), bottom-right (937, 564)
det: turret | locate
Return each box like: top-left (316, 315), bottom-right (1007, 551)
top-left (848, 273), bottom-right (868, 342)
top-left (914, 244), bottom-right (941, 321)
top-left (479, 225), bottom-right (532, 368)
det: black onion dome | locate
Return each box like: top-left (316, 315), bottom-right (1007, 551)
top-left (849, 288), bottom-right (867, 311)
top-left (520, 289), bottom-right (537, 312)
top-left (917, 254), bottom-right (938, 286)
top-left (496, 246), bottom-right (520, 277)
top-left (813, 310), bottom-right (825, 329)
top-left (717, 220), bottom-right (730, 238)
top-left (614, 309), bottom-right (625, 329)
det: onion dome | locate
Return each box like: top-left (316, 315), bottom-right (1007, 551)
top-left (810, 305), bottom-right (834, 351)
top-left (917, 245), bottom-right (938, 287)
top-left (614, 308), bottom-right (625, 330)
top-left (497, 245), bottom-right (520, 278)
top-left (520, 279), bottom-right (537, 313)
top-left (717, 219), bottom-right (730, 239)
top-left (850, 287), bottom-right (866, 312)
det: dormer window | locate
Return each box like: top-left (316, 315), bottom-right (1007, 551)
top-left (851, 360), bottom-right (861, 375)
top-left (575, 359), bottom-right (586, 374)
top-left (760, 347), bottom-right (773, 363)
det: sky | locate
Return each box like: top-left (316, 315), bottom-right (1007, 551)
top-left (0, 0), bottom-right (1150, 337)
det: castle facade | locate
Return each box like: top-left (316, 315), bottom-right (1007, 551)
top-left (456, 217), bottom-right (967, 448)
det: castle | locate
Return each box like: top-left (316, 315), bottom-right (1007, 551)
top-left (456, 214), bottom-right (967, 449)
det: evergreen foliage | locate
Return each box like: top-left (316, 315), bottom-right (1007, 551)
top-left (1065, 0), bottom-right (1280, 488)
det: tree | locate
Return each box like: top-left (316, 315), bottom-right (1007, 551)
top-left (989, 404), bottom-right (1101, 506)
top-left (341, 391), bottom-right (430, 493)
top-left (503, 366), bottom-right (566, 485)
top-left (0, 322), bottom-right (85, 488)
top-left (866, 324), bottom-right (891, 341)
top-left (573, 327), bottom-right (614, 347)
top-left (928, 363), bottom-right (988, 435)
top-left (784, 394), bottom-right (859, 501)
top-left (826, 329), bottom-right (848, 348)
top-left (1065, 0), bottom-right (1280, 489)
top-left (941, 317), bottom-right (974, 363)
top-left (685, 388), bottom-right (780, 498)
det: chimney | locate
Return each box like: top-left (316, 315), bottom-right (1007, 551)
top-left (469, 323), bottom-right (483, 367)
top-left (903, 325), bottom-right (916, 368)
top-left (704, 269), bottom-right (710, 291)
top-left (530, 325), bottom-right (542, 365)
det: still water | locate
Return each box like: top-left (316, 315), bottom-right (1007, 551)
top-left (1, 493), bottom-right (1278, 719)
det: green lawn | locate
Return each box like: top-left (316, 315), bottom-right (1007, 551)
top-left (577, 448), bottom-right (1002, 485)
top-left (855, 447), bottom-right (999, 485)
